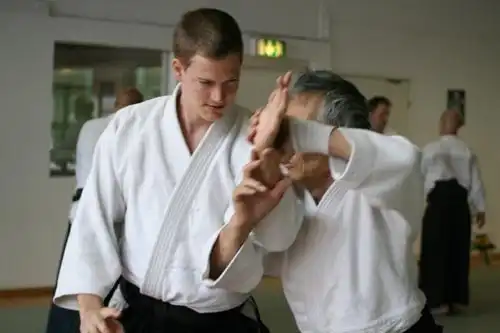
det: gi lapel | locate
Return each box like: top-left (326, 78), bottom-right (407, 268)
top-left (141, 95), bottom-right (238, 297)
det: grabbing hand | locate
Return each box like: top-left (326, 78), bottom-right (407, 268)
top-left (233, 150), bottom-right (291, 229)
top-left (257, 148), bottom-right (284, 187)
top-left (80, 307), bottom-right (123, 333)
top-left (250, 72), bottom-right (292, 151)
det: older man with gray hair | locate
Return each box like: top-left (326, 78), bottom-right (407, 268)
top-left (261, 70), bottom-right (442, 333)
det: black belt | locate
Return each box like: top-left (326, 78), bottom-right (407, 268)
top-left (119, 279), bottom-right (268, 332)
top-left (72, 188), bottom-right (83, 202)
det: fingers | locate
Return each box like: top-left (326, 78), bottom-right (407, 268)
top-left (261, 147), bottom-right (278, 160)
top-left (97, 308), bottom-right (121, 333)
top-left (242, 178), bottom-right (268, 192)
top-left (247, 108), bottom-right (262, 143)
top-left (100, 308), bottom-right (121, 319)
top-left (269, 71), bottom-right (292, 105)
top-left (270, 87), bottom-right (288, 114)
top-left (96, 321), bottom-right (112, 333)
top-left (269, 177), bottom-right (292, 199)
top-left (282, 71), bottom-right (292, 87)
top-left (276, 71), bottom-right (293, 88)
top-left (250, 108), bottom-right (263, 126)
top-left (243, 158), bottom-right (261, 178)
top-left (233, 179), bottom-right (268, 199)
top-left (250, 149), bottom-right (259, 162)
top-left (247, 128), bottom-right (257, 144)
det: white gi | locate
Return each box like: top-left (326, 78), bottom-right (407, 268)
top-left (419, 134), bottom-right (485, 308)
top-left (266, 129), bottom-right (426, 333)
top-left (54, 84), bottom-right (303, 312)
top-left (421, 135), bottom-right (485, 214)
top-left (69, 115), bottom-right (113, 221)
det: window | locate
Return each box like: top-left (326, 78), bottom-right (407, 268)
top-left (50, 43), bottom-right (163, 177)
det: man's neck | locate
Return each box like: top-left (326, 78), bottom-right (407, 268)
top-left (302, 175), bottom-right (334, 203)
top-left (177, 95), bottom-right (212, 153)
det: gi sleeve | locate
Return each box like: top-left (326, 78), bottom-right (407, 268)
top-left (289, 118), bottom-right (422, 224)
top-left (200, 189), bottom-right (303, 293)
top-left (469, 153), bottom-right (486, 215)
top-left (54, 117), bottom-right (125, 310)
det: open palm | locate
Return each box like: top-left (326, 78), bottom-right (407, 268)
top-left (252, 72), bottom-right (292, 152)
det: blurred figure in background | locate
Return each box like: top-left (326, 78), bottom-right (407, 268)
top-left (419, 109), bottom-right (486, 315)
top-left (368, 95), bottom-right (396, 135)
top-left (45, 87), bottom-right (143, 333)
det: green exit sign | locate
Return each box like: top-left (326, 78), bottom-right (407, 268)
top-left (255, 38), bottom-right (287, 58)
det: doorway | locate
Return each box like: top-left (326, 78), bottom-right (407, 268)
top-left (343, 75), bottom-right (411, 138)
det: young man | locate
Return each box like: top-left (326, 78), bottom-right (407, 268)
top-left (54, 8), bottom-right (303, 333)
top-left (419, 109), bottom-right (486, 315)
top-left (256, 71), bottom-right (442, 333)
top-left (45, 87), bottom-right (144, 333)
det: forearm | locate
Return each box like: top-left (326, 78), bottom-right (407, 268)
top-left (209, 216), bottom-right (253, 280)
top-left (281, 117), bottom-right (351, 160)
top-left (77, 294), bottom-right (103, 313)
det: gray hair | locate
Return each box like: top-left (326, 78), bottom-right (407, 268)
top-left (292, 70), bottom-right (371, 129)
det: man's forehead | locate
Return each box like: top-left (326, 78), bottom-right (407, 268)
top-left (188, 54), bottom-right (241, 77)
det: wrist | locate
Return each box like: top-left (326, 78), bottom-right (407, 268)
top-left (77, 294), bottom-right (103, 314)
top-left (288, 118), bottom-right (334, 154)
top-left (228, 214), bottom-right (254, 234)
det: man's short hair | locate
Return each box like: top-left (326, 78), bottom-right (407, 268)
top-left (292, 70), bottom-right (371, 129)
top-left (173, 8), bottom-right (244, 65)
top-left (367, 96), bottom-right (391, 113)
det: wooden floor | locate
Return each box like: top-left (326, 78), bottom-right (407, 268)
top-left (1, 252), bottom-right (498, 308)
top-left (2, 267), bottom-right (500, 333)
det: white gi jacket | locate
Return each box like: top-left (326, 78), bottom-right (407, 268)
top-left (55, 84), bottom-right (303, 313)
top-left (266, 126), bottom-right (426, 333)
top-left (421, 135), bottom-right (485, 214)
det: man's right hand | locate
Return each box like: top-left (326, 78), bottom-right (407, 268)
top-left (79, 307), bottom-right (123, 333)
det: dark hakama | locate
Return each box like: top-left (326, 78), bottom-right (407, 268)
top-left (119, 279), bottom-right (270, 333)
top-left (45, 223), bottom-right (80, 333)
top-left (402, 306), bottom-right (443, 333)
top-left (45, 189), bottom-right (120, 333)
top-left (419, 179), bottom-right (471, 308)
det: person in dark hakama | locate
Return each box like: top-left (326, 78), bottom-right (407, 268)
top-left (45, 88), bottom-right (143, 333)
top-left (419, 109), bottom-right (486, 315)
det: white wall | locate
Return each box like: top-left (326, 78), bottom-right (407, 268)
top-left (329, 0), bottom-right (500, 248)
top-left (1, 0), bottom-right (499, 289)
top-left (0, 2), bottom-right (330, 289)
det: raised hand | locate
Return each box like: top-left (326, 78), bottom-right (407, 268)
top-left (233, 150), bottom-right (292, 228)
top-left (251, 71), bottom-right (292, 151)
